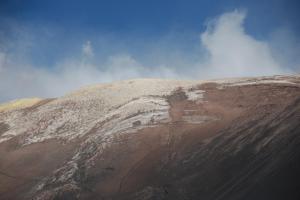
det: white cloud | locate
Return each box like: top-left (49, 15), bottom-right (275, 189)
top-left (0, 10), bottom-right (297, 102)
top-left (198, 10), bottom-right (288, 78)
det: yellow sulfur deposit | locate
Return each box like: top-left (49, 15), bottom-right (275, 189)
top-left (0, 98), bottom-right (42, 112)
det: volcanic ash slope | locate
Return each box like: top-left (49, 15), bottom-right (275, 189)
top-left (0, 75), bottom-right (300, 200)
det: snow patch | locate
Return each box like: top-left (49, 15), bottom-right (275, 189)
top-left (182, 115), bottom-right (219, 124)
top-left (184, 89), bottom-right (205, 101)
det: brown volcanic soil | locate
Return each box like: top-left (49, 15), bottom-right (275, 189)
top-left (0, 76), bottom-right (300, 200)
top-left (0, 139), bottom-right (78, 200)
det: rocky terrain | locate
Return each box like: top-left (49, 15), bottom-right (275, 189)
top-left (0, 75), bottom-right (299, 200)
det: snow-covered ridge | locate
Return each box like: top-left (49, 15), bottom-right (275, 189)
top-left (214, 74), bottom-right (300, 87)
top-left (0, 75), bottom-right (298, 112)
top-left (0, 76), bottom-right (298, 145)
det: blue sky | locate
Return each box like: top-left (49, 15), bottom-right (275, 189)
top-left (1, 0), bottom-right (299, 33)
top-left (0, 0), bottom-right (299, 101)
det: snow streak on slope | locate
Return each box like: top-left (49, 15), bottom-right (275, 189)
top-left (0, 79), bottom-right (205, 144)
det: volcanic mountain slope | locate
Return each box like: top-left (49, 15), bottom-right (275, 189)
top-left (0, 75), bottom-right (300, 200)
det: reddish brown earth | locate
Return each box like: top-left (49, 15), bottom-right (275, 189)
top-left (0, 75), bottom-right (300, 200)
